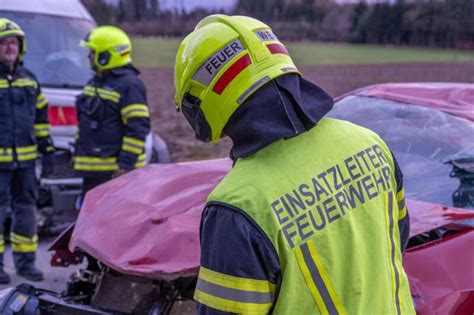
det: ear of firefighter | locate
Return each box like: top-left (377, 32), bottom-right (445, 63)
top-left (174, 14), bottom-right (300, 144)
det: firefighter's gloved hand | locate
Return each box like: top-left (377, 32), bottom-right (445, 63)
top-left (41, 153), bottom-right (55, 178)
top-left (112, 168), bottom-right (130, 178)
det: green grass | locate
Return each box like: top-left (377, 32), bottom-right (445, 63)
top-left (132, 37), bottom-right (474, 68)
top-left (132, 37), bottom-right (182, 67)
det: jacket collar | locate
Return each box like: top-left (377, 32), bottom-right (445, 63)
top-left (224, 74), bottom-right (334, 160)
top-left (0, 62), bottom-right (24, 78)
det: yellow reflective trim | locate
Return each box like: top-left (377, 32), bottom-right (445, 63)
top-left (123, 136), bottom-right (145, 147)
top-left (74, 155), bottom-right (146, 171)
top-left (10, 233), bottom-right (38, 253)
top-left (74, 163), bottom-right (118, 171)
top-left (397, 189), bottom-right (406, 220)
top-left (399, 206), bottom-right (407, 220)
top-left (295, 246), bottom-right (328, 314)
top-left (198, 267), bottom-right (275, 293)
top-left (74, 156), bottom-right (118, 171)
top-left (384, 193), bottom-right (401, 315)
top-left (17, 153), bottom-right (38, 161)
top-left (84, 86), bottom-right (121, 103)
top-left (306, 240), bottom-right (347, 314)
top-left (34, 123), bottom-right (50, 130)
top-left (11, 233), bottom-right (38, 243)
top-left (100, 94), bottom-right (119, 102)
top-left (120, 104), bottom-right (149, 122)
top-left (98, 93), bottom-right (120, 103)
top-left (34, 124), bottom-right (51, 137)
top-left (396, 189), bottom-right (405, 202)
top-left (16, 145), bottom-right (37, 153)
top-left (194, 289), bottom-right (273, 314)
top-left (11, 243), bottom-right (37, 252)
top-left (134, 160), bottom-right (146, 168)
top-left (83, 90), bottom-right (95, 97)
top-left (0, 148), bottom-right (13, 162)
top-left (35, 130), bottom-right (50, 137)
top-left (122, 136), bottom-right (145, 155)
top-left (122, 144), bottom-right (143, 154)
top-left (16, 145), bottom-right (38, 161)
top-left (120, 104), bottom-right (149, 115)
top-left (12, 79), bottom-right (37, 88)
top-left (36, 98), bottom-right (48, 110)
top-left (134, 153), bottom-right (147, 168)
top-left (98, 88), bottom-right (120, 98)
top-left (75, 156), bottom-right (116, 163)
top-left (85, 86), bottom-right (120, 98)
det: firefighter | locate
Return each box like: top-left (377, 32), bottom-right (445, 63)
top-left (174, 15), bottom-right (415, 314)
top-left (74, 25), bottom-right (150, 196)
top-left (0, 18), bottom-right (54, 283)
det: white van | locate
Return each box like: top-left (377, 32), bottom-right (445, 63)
top-left (0, 0), bottom-right (169, 232)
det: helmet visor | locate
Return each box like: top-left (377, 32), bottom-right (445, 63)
top-left (181, 93), bottom-right (212, 143)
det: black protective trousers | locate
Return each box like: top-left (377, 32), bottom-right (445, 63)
top-left (0, 167), bottom-right (38, 254)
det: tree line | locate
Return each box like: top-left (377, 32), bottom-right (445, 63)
top-left (82, 0), bottom-right (473, 49)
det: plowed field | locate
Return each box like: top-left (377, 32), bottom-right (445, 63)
top-left (141, 62), bottom-right (474, 162)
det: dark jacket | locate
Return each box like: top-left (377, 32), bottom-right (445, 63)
top-left (0, 64), bottom-right (53, 170)
top-left (74, 65), bottom-right (150, 176)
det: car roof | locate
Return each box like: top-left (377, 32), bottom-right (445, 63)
top-left (337, 82), bottom-right (474, 121)
top-left (0, 0), bottom-right (94, 21)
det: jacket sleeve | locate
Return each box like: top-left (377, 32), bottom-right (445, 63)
top-left (392, 152), bottom-right (410, 251)
top-left (34, 84), bottom-right (54, 154)
top-left (117, 79), bottom-right (151, 170)
top-left (195, 203), bottom-right (280, 315)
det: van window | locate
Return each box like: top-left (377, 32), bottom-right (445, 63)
top-left (0, 11), bottom-right (95, 88)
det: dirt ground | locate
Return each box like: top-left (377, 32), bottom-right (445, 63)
top-left (141, 62), bottom-right (474, 162)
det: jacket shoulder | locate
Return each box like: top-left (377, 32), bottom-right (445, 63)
top-left (17, 66), bottom-right (38, 82)
top-left (115, 73), bottom-right (146, 92)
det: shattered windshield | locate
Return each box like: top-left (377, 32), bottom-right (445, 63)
top-left (0, 11), bottom-right (94, 88)
top-left (329, 95), bottom-right (474, 207)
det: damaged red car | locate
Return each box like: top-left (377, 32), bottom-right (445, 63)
top-left (0, 83), bottom-right (473, 314)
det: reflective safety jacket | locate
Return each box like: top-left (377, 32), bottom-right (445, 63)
top-left (0, 65), bottom-right (53, 170)
top-left (197, 118), bottom-right (415, 314)
top-left (74, 65), bottom-right (150, 175)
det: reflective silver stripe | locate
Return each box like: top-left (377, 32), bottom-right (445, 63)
top-left (281, 66), bottom-right (298, 73)
top-left (16, 150), bottom-right (36, 156)
top-left (123, 108), bottom-right (148, 118)
top-left (300, 242), bottom-right (339, 315)
top-left (387, 192), bottom-right (401, 315)
top-left (123, 141), bottom-right (142, 150)
top-left (192, 39), bottom-right (244, 86)
top-left (196, 278), bottom-right (274, 304)
top-left (75, 161), bottom-right (116, 167)
top-left (237, 76), bottom-right (270, 104)
top-left (397, 198), bottom-right (405, 212)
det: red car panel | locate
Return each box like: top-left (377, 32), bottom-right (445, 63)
top-left (62, 83), bottom-right (474, 313)
top-left (338, 83), bottom-right (474, 121)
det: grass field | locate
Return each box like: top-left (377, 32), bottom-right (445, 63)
top-left (132, 37), bottom-right (474, 68)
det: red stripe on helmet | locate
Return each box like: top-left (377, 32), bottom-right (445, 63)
top-left (212, 54), bottom-right (252, 95)
top-left (267, 43), bottom-right (289, 55)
